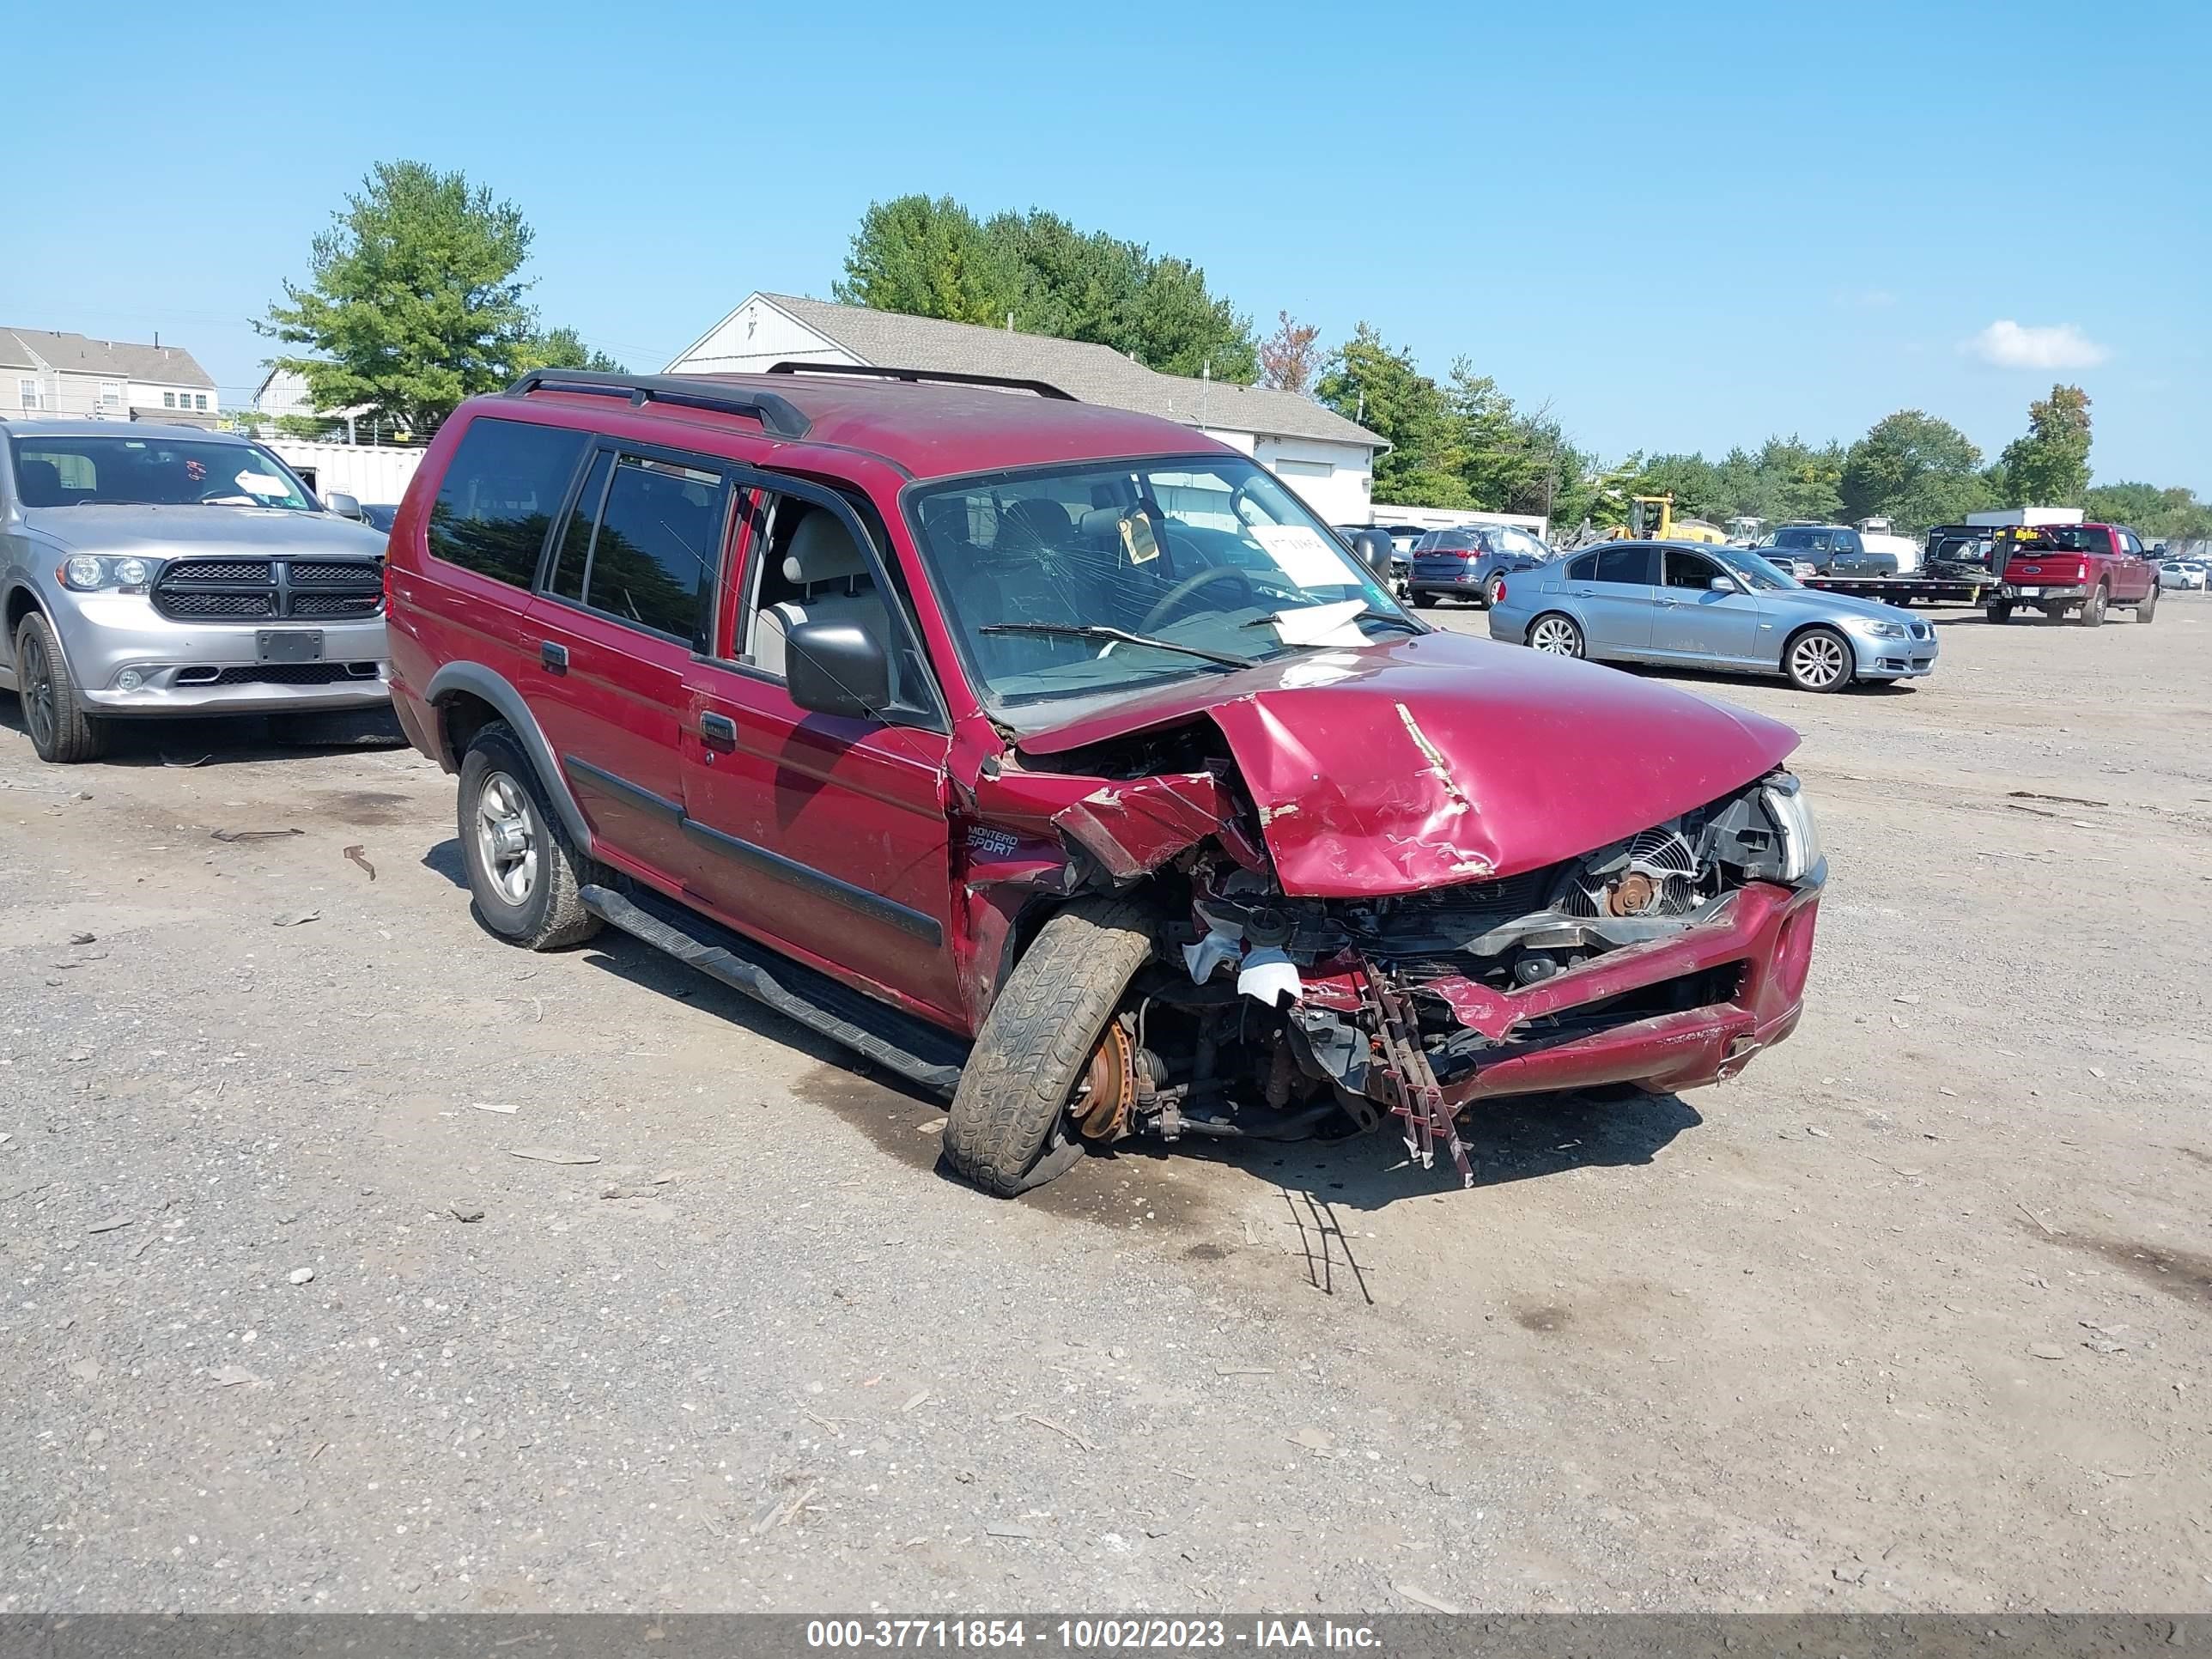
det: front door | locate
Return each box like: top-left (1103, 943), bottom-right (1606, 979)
top-left (1650, 546), bottom-right (1764, 664)
top-left (678, 483), bottom-right (964, 1028)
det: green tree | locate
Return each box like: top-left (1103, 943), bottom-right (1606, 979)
top-left (1316, 325), bottom-right (1470, 507)
top-left (260, 161), bottom-right (538, 434)
top-left (1996, 384), bottom-right (2093, 506)
top-left (516, 326), bottom-right (625, 374)
top-left (1838, 410), bottom-right (1991, 533)
top-left (834, 194), bottom-right (1027, 327)
top-left (836, 196), bottom-right (1255, 380)
top-left (2082, 481), bottom-right (2212, 541)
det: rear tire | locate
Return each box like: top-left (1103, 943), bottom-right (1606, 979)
top-left (1411, 592), bottom-right (1437, 609)
top-left (1784, 625), bottom-right (1854, 693)
top-left (456, 723), bottom-right (601, 951)
top-left (942, 897), bottom-right (1153, 1197)
top-left (2078, 583), bottom-right (2108, 627)
top-left (1527, 613), bottom-right (1585, 658)
top-left (14, 612), bottom-right (108, 764)
top-left (1985, 599), bottom-right (2013, 624)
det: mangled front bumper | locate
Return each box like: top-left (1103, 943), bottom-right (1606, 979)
top-left (1408, 870), bottom-right (1822, 1104)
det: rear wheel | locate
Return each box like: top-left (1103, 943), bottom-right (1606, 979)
top-left (1410, 591), bottom-right (1437, 609)
top-left (2077, 583), bottom-right (2108, 627)
top-left (943, 898), bottom-right (1153, 1196)
top-left (1528, 613), bottom-right (1584, 658)
top-left (13, 613), bottom-right (107, 764)
top-left (1784, 625), bottom-right (1853, 693)
top-left (2134, 582), bottom-right (2159, 623)
top-left (1985, 599), bottom-right (2014, 624)
top-left (456, 724), bottom-right (601, 951)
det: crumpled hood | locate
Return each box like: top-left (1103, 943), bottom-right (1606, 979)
top-left (1017, 629), bottom-right (1800, 896)
top-left (25, 504), bottom-right (388, 558)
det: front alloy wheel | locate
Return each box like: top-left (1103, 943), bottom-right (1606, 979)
top-left (1528, 614), bottom-right (1584, 657)
top-left (13, 613), bottom-right (107, 763)
top-left (1785, 627), bottom-right (1852, 692)
top-left (1486, 574), bottom-right (1508, 606)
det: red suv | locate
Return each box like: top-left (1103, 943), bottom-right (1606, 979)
top-left (386, 366), bottom-right (1827, 1194)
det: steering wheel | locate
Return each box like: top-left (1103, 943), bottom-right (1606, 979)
top-left (1138, 565), bottom-right (1259, 633)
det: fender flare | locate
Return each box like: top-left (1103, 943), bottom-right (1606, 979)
top-left (422, 660), bottom-right (595, 851)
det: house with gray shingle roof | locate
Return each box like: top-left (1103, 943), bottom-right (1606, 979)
top-left (666, 292), bottom-right (1386, 526)
top-left (2, 328), bottom-right (219, 427)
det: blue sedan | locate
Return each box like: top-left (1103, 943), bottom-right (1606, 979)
top-left (1486, 540), bottom-right (1940, 692)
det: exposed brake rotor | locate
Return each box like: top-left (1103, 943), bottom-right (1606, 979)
top-left (1073, 1018), bottom-right (1138, 1140)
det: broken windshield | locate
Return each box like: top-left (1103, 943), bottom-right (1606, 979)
top-left (907, 456), bottom-right (1410, 717)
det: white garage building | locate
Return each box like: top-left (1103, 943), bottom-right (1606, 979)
top-left (665, 293), bottom-right (1386, 526)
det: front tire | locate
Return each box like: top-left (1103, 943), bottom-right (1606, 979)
top-left (2134, 582), bottom-right (2158, 623)
top-left (2078, 583), bottom-right (2108, 627)
top-left (14, 613), bottom-right (107, 764)
top-left (1485, 574), bottom-right (1509, 606)
top-left (943, 898), bottom-right (1153, 1197)
top-left (1528, 613), bottom-right (1585, 658)
top-left (1784, 625), bottom-right (1853, 693)
top-left (456, 724), bottom-right (601, 951)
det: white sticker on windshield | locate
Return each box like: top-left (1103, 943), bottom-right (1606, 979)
top-left (1250, 523), bottom-right (1350, 588)
top-left (1269, 599), bottom-right (1370, 647)
top-left (234, 471), bottom-right (289, 498)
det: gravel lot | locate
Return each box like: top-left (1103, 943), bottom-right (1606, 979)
top-left (3, 595), bottom-right (2208, 1614)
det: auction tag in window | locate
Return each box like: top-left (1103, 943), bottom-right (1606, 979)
top-left (1117, 512), bottom-right (1160, 565)
top-left (1251, 523), bottom-right (1350, 587)
top-left (236, 471), bottom-right (291, 497)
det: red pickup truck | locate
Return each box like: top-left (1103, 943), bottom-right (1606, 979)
top-left (1988, 523), bottom-right (2160, 625)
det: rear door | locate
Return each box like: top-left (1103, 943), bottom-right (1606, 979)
top-left (1651, 546), bottom-right (1763, 663)
top-left (1567, 543), bottom-right (1657, 654)
top-left (678, 481), bottom-right (964, 1027)
top-left (525, 442), bottom-right (735, 891)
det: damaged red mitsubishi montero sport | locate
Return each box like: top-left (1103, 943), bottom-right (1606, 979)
top-left (384, 365), bottom-right (1826, 1194)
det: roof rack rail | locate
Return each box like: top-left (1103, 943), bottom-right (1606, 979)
top-left (505, 368), bottom-right (811, 439)
top-left (764, 361), bottom-right (1075, 402)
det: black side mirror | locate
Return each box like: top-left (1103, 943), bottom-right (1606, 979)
top-left (785, 622), bottom-right (889, 720)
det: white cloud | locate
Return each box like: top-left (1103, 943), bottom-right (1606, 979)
top-left (1965, 319), bottom-right (2111, 370)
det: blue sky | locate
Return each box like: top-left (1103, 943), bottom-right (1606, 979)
top-left (9, 0), bottom-right (2206, 489)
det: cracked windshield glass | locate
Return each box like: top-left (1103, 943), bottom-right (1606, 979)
top-left (908, 457), bottom-right (1410, 718)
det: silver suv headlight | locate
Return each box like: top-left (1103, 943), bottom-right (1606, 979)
top-left (1763, 773), bottom-right (1824, 884)
top-left (58, 556), bottom-right (160, 592)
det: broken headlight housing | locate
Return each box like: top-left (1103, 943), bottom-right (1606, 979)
top-left (1762, 773), bottom-right (1824, 884)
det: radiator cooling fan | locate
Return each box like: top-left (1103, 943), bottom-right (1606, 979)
top-left (1555, 826), bottom-right (1706, 920)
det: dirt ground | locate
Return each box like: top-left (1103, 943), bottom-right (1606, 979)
top-left (2, 594), bottom-right (2208, 1614)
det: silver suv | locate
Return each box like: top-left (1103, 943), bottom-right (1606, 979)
top-left (1, 421), bottom-right (390, 763)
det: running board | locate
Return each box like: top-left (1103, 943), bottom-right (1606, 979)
top-left (579, 884), bottom-right (969, 1097)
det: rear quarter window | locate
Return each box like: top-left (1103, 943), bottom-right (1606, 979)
top-left (426, 417), bottom-right (590, 587)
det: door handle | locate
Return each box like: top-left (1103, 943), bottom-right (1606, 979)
top-left (1574, 587), bottom-right (1595, 597)
top-left (540, 641), bottom-right (568, 673)
top-left (1656, 598), bottom-right (1680, 607)
top-left (699, 711), bottom-right (738, 745)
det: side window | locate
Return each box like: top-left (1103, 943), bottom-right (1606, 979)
top-left (544, 452), bottom-right (613, 605)
top-left (426, 417), bottom-right (588, 587)
top-left (572, 454), bottom-right (728, 647)
top-left (738, 490), bottom-right (936, 722)
top-left (1593, 545), bottom-right (1653, 585)
top-left (1566, 552), bottom-right (1599, 581)
top-left (1664, 549), bottom-right (1718, 588)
